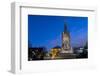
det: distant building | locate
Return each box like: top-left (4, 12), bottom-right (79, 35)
top-left (28, 47), bottom-right (47, 60)
top-left (77, 48), bottom-right (84, 53)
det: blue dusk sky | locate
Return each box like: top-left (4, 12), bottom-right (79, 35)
top-left (28, 15), bottom-right (88, 51)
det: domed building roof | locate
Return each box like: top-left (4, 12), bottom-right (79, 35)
top-left (52, 46), bottom-right (61, 49)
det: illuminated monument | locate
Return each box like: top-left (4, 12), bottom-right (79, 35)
top-left (61, 23), bottom-right (73, 53)
top-left (57, 22), bottom-right (76, 59)
top-left (48, 22), bottom-right (76, 59)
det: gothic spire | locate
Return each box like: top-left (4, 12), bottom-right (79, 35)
top-left (64, 22), bottom-right (68, 33)
top-left (63, 17), bottom-right (68, 33)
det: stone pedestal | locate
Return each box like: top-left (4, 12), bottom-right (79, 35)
top-left (57, 48), bottom-right (76, 59)
top-left (57, 53), bottom-right (76, 59)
